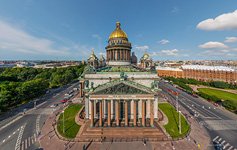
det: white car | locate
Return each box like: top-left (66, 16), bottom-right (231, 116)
top-left (50, 104), bottom-right (58, 108)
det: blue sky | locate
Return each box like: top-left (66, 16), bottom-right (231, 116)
top-left (0, 0), bottom-right (237, 61)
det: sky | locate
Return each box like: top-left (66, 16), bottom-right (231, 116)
top-left (0, 0), bottom-right (237, 61)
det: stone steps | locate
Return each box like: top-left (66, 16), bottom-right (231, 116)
top-left (82, 127), bottom-right (164, 138)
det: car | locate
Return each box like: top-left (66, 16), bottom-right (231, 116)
top-left (192, 94), bottom-right (198, 98)
top-left (73, 88), bottom-right (78, 91)
top-left (64, 94), bottom-right (73, 100)
top-left (60, 99), bottom-right (68, 103)
top-left (213, 141), bottom-right (224, 150)
top-left (50, 104), bottom-right (58, 108)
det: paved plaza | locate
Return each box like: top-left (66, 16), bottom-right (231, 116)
top-left (39, 106), bottom-right (211, 150)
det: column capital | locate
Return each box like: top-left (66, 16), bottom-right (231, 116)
top-left (106, 99), bottom-right (111, 102)
top-left (133, 99), bottom-right (139, 102)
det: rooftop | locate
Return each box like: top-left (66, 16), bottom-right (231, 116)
top-left (181, 65), bottom-right (235, 72)
top-left (156, 66), bottom-right (183, 71)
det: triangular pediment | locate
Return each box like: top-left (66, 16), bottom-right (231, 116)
top-left (91, 80), bottom-right (154, 95)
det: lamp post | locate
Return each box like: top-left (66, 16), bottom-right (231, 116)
top-left (62, 110), bottom-right (65, 134)
top-left (157, 96), bottom-right (159, 120)
top-left (34, 100), bottom-right (37, 108)
top-left (179, 110), bottom-right (182, 134)
top-left (176, 95), bottom-right (179, 112)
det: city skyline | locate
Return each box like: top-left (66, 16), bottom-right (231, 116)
top-left (0, 0), bottom-right (237, 60)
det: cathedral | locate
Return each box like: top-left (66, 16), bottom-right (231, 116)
top-left (79, 22), bottom-right (160, 127)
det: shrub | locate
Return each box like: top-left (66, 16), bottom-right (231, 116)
top-left (197, 92), bottom-right (221, 103)
top-left (222, 100), bottom-right (237, 111)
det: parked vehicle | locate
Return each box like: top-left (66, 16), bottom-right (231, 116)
top-left (50, 104), bottom-right (58, 108)
top-left (192, 94), bottom-right (198, 98)
top-left (60, 99), bottom-right (68, 103)
top-left (73, 88), bottom-right (78, 91)
top-left (213, 141), bottom-right (223, 150)
top-left (64, 94), bottom-right (73, 100)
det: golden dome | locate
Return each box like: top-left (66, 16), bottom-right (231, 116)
top-left (141, 52), bottom-right (150, 60)
top-left (109, 22), bottom-right (128, 40)
top-left (88, 49), bottom-right (98, 61)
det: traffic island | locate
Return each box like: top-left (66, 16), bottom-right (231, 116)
top-left (57, 104), bottom-right (82, 139)
top-left (158, 102), bottom-right (190, 139)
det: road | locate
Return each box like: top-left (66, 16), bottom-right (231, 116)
top-left (159, 80), bottom-right (237, 150)
top-left (0, 82), bottom-right (80, 150)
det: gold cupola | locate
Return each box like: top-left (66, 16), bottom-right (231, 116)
top-left (109, 22), bottom-right (128, 40)
top-left (106, 22), bottom-right (132, 66)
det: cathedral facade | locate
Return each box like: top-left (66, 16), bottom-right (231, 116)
top-left (80, 22), bottom-right (160, 127)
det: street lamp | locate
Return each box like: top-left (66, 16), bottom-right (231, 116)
top-left (179, 110), bottom-right (182, 134)
top-left (157, 96), bottom-right (159, 120)
top-left (176, 95), bottom-right (179, 112)
top-left (62, 110), bottom-right (65, 134)
top-left (34, 100), bottom-right (37, 108)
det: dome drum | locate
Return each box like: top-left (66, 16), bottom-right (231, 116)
top-left (106, 22), bottom-right (132, 66)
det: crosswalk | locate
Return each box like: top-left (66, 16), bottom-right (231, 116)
top-left (20, 133), bottom-right (37, 150)
top-left (212, 136), bottom-right (236, 150)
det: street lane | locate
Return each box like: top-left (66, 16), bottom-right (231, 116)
top-left (159, 80), bottom-right (237, 149)
top-left (0, 82), bottom-right (80, 150)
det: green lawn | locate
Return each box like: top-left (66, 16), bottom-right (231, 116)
top-left (57, 104), bottom-right (82, 139)
top-left (198, 88), bottom-right (237, 104)
top-left (159, 103), bottom-right (190, 139)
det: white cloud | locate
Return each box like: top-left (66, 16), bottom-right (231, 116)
top-left (92, 34), bottom-right (101, 40)
top-left (151, 49), bottom-right (180, 56)
top-left (199, 41), bottom-right (228, 49)
top-left (199, 46), bottom-right (237, 58)
top-left (224, 37), bottom-right (237, 43)
top-left (161, 49), bottom-right (179, 56)
top-left (197, 10), bottom-right (237, 31)
top-left (200, 49), bottom-right (237, 57)
top-left (0, 20), bottom-right (70, 56)
top-left (135, 45), bottom-right (149, 51)
top-left (158, 39), bottom-right (170, 45)
top-left (99, 52), bottom-right (106, 56)
top-left (232, 48), bottom-right (237, 52)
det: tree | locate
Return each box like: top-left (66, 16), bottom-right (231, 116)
top-left (0, 64), bottom-right (85, 112)
top-left (20, 78), bottom-right (49, 100)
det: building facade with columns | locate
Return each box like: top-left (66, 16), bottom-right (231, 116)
top-left (80, 22), bottom-right (160, 127)
top-left (157, 65), bottom-right (237, 84)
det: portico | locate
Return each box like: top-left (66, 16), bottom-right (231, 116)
top-left (85, 80), bottom-right (159, 127)
top-left (89, 99), bottom-right (157, 127)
